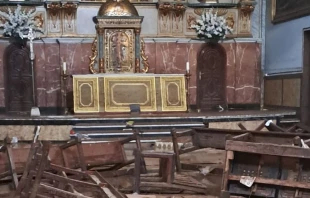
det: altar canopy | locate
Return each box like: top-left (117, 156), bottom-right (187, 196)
top-left (73, 74), bottom-right (187, 113)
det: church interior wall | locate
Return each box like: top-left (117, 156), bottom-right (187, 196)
top-left (263, 0), bottom-right (304, 109)
top-left (265, 1), bottom-right (308, 75)
top-left (0, 0), bottom-right (262, 112)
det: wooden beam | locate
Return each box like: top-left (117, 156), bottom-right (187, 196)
top-left (226, 140), bottom-right (310, 159)
top-left (228, 175), bottom-right (310, 189)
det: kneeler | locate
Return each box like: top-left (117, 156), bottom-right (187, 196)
top-left (11, 141), bottom-right (127, 198)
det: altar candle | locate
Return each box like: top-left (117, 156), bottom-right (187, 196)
top-left (63, 62), bottom-right (67, 74)
top-left (186, 62), bottom-right (189, 72)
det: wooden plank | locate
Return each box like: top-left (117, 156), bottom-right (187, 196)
top-left (193, 127), bottom-right (310, 149)
top-left (228, 175), bottom-right (310, 189)
top-left (226, 140), bottom-right (310, 159)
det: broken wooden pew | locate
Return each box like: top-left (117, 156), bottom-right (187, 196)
top-left (172, 127), bottom-right (310, 173)
top-left (11, 141), bottom-right (127, 198)
top-left (60, 130), bottom-right (143, 172)
top-left (221, 139), bottom-right (310, 198)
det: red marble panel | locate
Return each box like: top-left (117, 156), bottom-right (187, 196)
top-left (0, 88), bottom-right (4, 107)
top-left (152, 42), bottom-right (261, 105)
top-left (144, 42), bottom-right (156, 73)
top-left (0, 39), bottom-right (262, 109)
top-left (155, 43), bottom-right (190, 74)
top-left (223, 43), bottom-right (236, 104)
top-left (234, 43), bottom-right (261, 104)
top-left (44, 43), bottom-right (61, 107)
top-left (34, 43), bottom-right (47, 106)
top-left (60, 43), bottom-right (92, 92)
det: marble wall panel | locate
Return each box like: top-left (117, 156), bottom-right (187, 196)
top-left (0, 40), bottom-right (261, 108)
top-left (43, 44), bottom-right (61, 107)
top-left (147, 42), bottom-right (261, 105)
top-left (234, 43), bottom-right (261, 104)
top-left (34, 43), bottom-right (47, 107)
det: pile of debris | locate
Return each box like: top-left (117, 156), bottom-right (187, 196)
top-left (0, 120), bottom-right (310, 198)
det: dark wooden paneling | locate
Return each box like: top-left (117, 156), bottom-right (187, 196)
top-left (196, 42), bottom-right (227, 111)
top-left (4, 43), bottom-right (33, 115)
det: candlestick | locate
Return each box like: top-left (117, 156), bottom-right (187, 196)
top-left (186, 62), bottom-right (189, 72)
top-left (61, 63), bottom-right (69, 115)
top-left (185, 69), bottom-right (191, 113)
top-left (63, 62), bottom-right (67, 74)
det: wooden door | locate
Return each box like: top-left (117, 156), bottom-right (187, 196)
top-left (4, 44), bottom-right (33, 115)
top-left (197, 42), bottom-right (227, 111)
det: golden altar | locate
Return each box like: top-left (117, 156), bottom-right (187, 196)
top-left (73, 74), bottom-right (187, 113)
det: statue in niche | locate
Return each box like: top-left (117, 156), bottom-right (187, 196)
top-left (110, 31), bottom-right (129, 72)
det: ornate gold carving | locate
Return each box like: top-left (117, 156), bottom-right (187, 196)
top-left (226, 13), bottom-right (235, 29)
top-left (96, 18), bottom-right (143, 28)
top-left (99, 58), bottom-right (105, 73)
top-left (98, 0), bottom-right (139, 17)
top-left (194, 8), bottom-right (228, 16)
top-left (97, 28), bottom-right (104, 35)
top-left (47, 2), bottom-right (62, 16)
top-left (135, 58), bottom-right (140, 73)
top-left (63, 2), bottom-right (78, 16)
top-left (89, 37), bottom-right (98, 74)
top-left (172, 4), bottom-right (186, 17)
top-left (73, 77), bottom-right (99, 113)
top-left (140, 39), bottom-right (149, 73)
top-left (186, 14), bottom-right (197, 31)
top-left (158, 3), bottom-right (173, 16)
top-left (160, 76), bottom-right (187, 112)
top-left (34, 14), bottom-right (44, 29)
top-left (240, 4), bottom-right (255, 16)
top-left (47, 2), bottom-right (62, 31)
top-left (238, 0), bottom-right (255, 36)
top-left (104, 77), bottom-right (157, 112)
top-left (104, 29), bottom-right (135, 73)
top-left (134, 28), bottom-right (141, 34)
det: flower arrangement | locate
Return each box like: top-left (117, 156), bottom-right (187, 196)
top-left (0, 5), bottom-right (43, 40)
top-left (191, 8), bottom-right (233, 40)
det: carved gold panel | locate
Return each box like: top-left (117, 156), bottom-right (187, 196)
top-left (104, 29), bottom-right (135, 73)
top-left (73, 77), bottom-right (99, 113)
top-left (104, 77), bottom-right (157, 112)
top-left (160, 76), bottom-right (187, 111)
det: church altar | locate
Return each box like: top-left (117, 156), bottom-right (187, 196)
top-left (73, 74), bottom-right (187, 113)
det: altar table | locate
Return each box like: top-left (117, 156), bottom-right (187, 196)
top-left (72, 74), bottom-right (187, 113)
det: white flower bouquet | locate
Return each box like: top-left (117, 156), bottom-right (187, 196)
top-left (191, 8), bottom-right (233, 40)
top-left (0, 5), bottom-right (43, 39)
